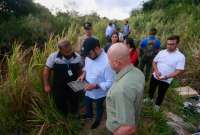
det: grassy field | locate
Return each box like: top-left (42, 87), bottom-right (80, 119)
top-left (0, 36), bottom-right (199, 135)
top-left (1, 1), bottom-right (200, 135)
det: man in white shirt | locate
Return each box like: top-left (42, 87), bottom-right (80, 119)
top-left (105, 22), bottom-right (114, 42)
top-left (78, 37), bottom-right (115, 129)
top-left (145, 35), bottom-right (185, 111)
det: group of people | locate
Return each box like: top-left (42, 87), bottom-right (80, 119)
top-left (105, 20), bottom-right (131, 43)
top-left (43, 20), bottom-right (185, 135)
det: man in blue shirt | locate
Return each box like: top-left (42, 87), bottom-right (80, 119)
top-left (78, 37), bottom-right (115, 129)
top-left (139, 28), bottom-right (161, 80)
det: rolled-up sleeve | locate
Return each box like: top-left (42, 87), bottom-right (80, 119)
top-left (99, 65), bottom-right (115, 91)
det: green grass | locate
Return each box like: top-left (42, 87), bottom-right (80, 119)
top-left (1, 1), bottom-right (200, 134)
top-left (0, 34), bottom-right (82, 135)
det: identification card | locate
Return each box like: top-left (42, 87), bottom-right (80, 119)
top-left (68, 70), bottom-right (73, 76)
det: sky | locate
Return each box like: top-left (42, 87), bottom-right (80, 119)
top-left (34, 0), bottom-right (147, 20)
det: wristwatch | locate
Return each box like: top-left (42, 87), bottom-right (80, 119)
top-left (164, 75), bottom-right (169, 79)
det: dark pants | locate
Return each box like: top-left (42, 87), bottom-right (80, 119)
top-left (139, 59), bottom-right (152, 81)
top-left (123, 34), bottom-right (129, 40)
top-left (106, 36), bottom-right (111, 43)
top-left (52, 88), bottom-right (79, 115)
top-left (149, 75), bottom-right (170, 106)
top-left (85, 96), bottom-right (105, 122)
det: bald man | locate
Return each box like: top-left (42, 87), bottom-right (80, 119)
top-left (106, 43), bottom-right (145, 135)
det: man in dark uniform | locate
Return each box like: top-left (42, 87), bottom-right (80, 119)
top-left (43, 39), bottom-right (82, 115)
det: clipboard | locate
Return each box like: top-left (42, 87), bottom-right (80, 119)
top-left (67, 80), bottom-right (88, 92)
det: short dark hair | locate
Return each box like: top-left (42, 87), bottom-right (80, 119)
top-left (125, 38), bottom-right (136, 49)
top-left (149, 28), bottom-right (157, 35)
top-left (167, 35), bottom-right (180, 44)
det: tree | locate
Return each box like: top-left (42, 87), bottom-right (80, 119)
top-left (0, 0), bottom-right (38, 21)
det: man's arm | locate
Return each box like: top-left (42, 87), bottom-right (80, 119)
top-left (43, 66), bottom-right (52, 93)
top-left (160, 55), bottom-right (185, 80)
top-left (113, 87), bottom-right (137, 135)
top-left (77, 70), bottom-right (85, 81)
top-left (152, 61), bottom-right (161, 78)
top-left (114, 125), bottom-right (136, 135)
top-left (98, 65), bottom-right (115, 91)
top-left (84, 65), bottom-right (115, 91)
top-left (160, 69), bottom-right (184, 80)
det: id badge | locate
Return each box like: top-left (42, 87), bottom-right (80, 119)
top-left (68, 70), bottom-right (73, 76)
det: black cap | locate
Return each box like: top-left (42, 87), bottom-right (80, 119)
top-left (81, 37), bottom-right (100, 57)
top-left (83, 22), bottom-right (92, 30)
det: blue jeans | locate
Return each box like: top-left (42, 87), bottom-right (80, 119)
top-left (85, 96), bottom-right (105, 122)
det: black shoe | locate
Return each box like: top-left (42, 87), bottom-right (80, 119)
top-left (91, 120), bottom-right (100, 129)
top-left (80, 114), bottom-right (93, 120)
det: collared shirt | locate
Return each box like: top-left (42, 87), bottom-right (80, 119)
top-left (84, 50), bottom-right (115, 99)
top-left (106, 65), bottom-right (145, 132)
top-left (140, 35), bottom-right (161, 49)
top-left (153, 49), bottom-right (185, 84)
top-left (46, 51), bottom-right (81, 68)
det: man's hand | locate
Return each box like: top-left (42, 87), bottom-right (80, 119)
top-left (84, 84), bottom-right (97, 91)
top-left (155, 70), bottom-right (161, 79)
top-left (44, 84), bottom-right (51, 93)
top-left (153, 62), bottom-right (161, 79)
top-left (77, 72), bottom-right (85, 82)
top-left (43, 66), bottom-right (51, 93)
top-left (114, 125), bottom-right (136, 135)
top-left (158, 75), bottom-right (168, 80)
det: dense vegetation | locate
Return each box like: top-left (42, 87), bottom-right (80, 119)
top-left (130, 0), bottom-right (200, 89)
top-left (0, 0), bottom-right (200, 135)
top-left (0, 0), bottom-right (103, 49)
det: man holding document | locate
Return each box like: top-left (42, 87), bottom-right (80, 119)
top-left (78, 37), bottom-right (115, 129)
top-left (43, 39), bottom-right (82, 116)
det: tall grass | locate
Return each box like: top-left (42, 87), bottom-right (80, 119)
top-left (0, 30), bottom-right (81, 135)
top-left (130, 4), bottom-right (200, 86)
top-left (0, 2), bottom-right (200, 135)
